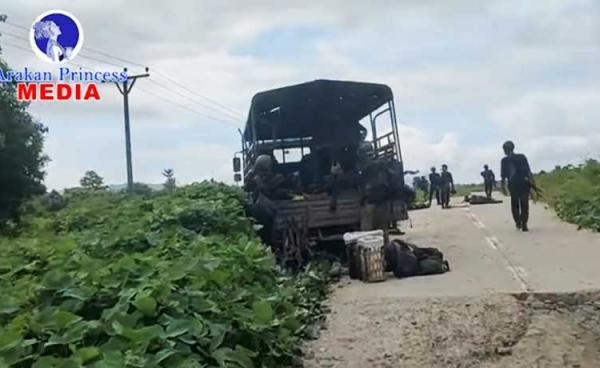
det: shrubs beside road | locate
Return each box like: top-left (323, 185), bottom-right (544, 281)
top-left (0, 182), bottom-right (330, 367)
top-left (536, 159), bottom-right (600, 232)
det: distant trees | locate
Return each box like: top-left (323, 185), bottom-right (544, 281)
top-left (129, 183), bottom-right (153, 196)
top-left (0, 52), bottom-right (48, 226)
top-left (80, 170), bottom-right (107, 191)
top-left (162, 168), bottom-right (176, 191)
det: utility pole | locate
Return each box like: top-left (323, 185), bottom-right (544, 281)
top-left (114, 67), bottom-right (149, 193)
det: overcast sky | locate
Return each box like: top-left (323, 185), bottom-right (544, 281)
top-left (1, 0), bottom-right (599, 188)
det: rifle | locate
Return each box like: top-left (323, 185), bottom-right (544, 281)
top-left (529, 181), bottom-right (543, 203)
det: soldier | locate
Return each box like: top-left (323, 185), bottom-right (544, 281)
top-left (481, 164), bottom-right (496, 199)
top-left (439, 164), bottom-right (455, 209)
top-left (428, 167), bottom-right (441, 207)
top-left (500, 141), bottom-right (533, 232)
top-left (413, 175), bottom-right (430, 202)
top-left (248, 155), bottom-right (292, 244)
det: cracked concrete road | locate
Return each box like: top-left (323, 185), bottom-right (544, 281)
top-left (303, 196), bottom-right (600, 368)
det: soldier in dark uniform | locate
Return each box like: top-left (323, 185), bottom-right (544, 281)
top-left (501, 141), bottom-right (533, 232)
top-left (439, 164), bottom-right (455, 209)
top-left (428, 167), bottom-right (441, 207)
top-left (481, 164), bottom-right (496, 199)
top-left (247, 155), bottom-right (292, 244)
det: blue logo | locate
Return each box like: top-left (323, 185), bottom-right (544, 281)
top-left (29, 10), bottom-right (84, 63)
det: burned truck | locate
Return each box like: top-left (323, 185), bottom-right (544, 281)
top-left (234, 79), bottom-right (414, 267)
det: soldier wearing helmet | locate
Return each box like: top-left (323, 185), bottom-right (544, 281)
top-left (481, 164), bottom-right (496, 199)
top-left (500, 141), bottom-right (533, 231)
top-left (247, 154), bottom-right (293, 244)
top-left (428, 167), bottom-right (441, 207)
top-left (439, 164), bottom-right (455, 209)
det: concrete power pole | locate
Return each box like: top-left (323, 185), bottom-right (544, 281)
top-left (114, 67), bottom-right (149, 193)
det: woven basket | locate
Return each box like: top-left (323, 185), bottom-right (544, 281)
top-left (357, 236), bottom-right (386, 282)
top-left (343, 230), bottom-right (384, 280)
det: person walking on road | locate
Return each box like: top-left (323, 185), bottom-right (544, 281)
top-left (440, 164), bottom-right (455, 209)
top-left (500, 141), bottom-right (534, 232)
top-left (481, 164), bottom-right (496, 199)
top-left (428, 167), bottom-right (441, 207)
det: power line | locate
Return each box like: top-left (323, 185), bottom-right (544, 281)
top-left (1, 21), bottom-right (243, 126)
top-left (1, 23), bottom-right (244, 118)
top-left (137, 87), bottom-right (240, 128)
top-left (77, 53), bottom-right (124, 69)
top-left (3, 20), bottom-right (28, 31)
top-left (153, 69), bottom-right (244, 118)
top-left (147, 78), bottom-right (241, 122)
top-left (0, 29), bottom-right (125, 68)
top-left (5, 21), bottom-right (243, 119)
top-left (0, 39), bottom-right (30, 53)
top-left (85, 48), bottom-right (146, 69)
top-left (0, 40), bottom-right (109, 73)
top-left (2, 20), bottom-right (140, 67)
top-left (0, 30), bottom-right (28, 41)
top-left (21, 51), bottom-right (238, 127)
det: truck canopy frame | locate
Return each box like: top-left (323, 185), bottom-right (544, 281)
top-left (241, 79), bottom-right (402, 174)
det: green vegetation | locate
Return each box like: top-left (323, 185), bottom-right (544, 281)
top-left (79, 171), bottom-right (107, 191)
top-left (162, 169), bottom-right (176, 192)
top-left (0, 183), bottom-right (331, 367)
top-left (0, 54), bottom-right (48, 226)
top-left (453, 184), bottom-right (485, 198)
top-left (535, 159), bottom-right (600, 232)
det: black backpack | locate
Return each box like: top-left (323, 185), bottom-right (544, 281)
top-left (417, 258), bottom-right (450, 276)
top-left (385, 240), bottom-right (450, 278)
top-left (385, 240), bottom-right (418, 278)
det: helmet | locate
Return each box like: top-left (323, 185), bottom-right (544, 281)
top-left (502, 140), bottom-right (515, 152)
top-left (254, 155), bottom-right (273, 174)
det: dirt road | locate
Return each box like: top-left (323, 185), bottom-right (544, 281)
top-left (303, 197), bottom-right (600, 368)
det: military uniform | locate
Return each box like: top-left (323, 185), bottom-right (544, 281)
top-left (501, 153), bottom-right (531, 230)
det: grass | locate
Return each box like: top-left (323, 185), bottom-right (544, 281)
top-left (535, 159), bottom-right (600, 231)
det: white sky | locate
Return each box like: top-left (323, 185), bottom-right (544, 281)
top-left (1, 0), bottom-right (599, 188)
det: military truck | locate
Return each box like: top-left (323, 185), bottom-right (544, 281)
top-left (234, 79), bottom-right (411, 266)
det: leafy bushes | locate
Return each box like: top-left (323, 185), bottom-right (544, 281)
top-left (0, 57), bottom-right (48, 227)
top-left (536, 159), bottom-right (600, 231)
top-left (0, 182), bottom-right (330, 367)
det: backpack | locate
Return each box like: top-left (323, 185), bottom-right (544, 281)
top-left (417, 258), bottom-right (450, 276)
top-left (385, 240), bottom-right (418, 278)
top-left (385, 240), bottom-right (450, 278)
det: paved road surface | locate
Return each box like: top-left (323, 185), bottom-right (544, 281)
top-left (335, 195), bottom-right (600, 301)
top-left (304, 196), bottom-right (600, 368)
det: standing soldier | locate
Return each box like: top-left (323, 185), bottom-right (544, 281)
top-left (501, 141), bottom-right (534, 232)
top-left (481, 164), bottom-right (496, 199)
top-left (439, 164), bottom-right (455, 209)
top-left (428, 167), bottom-right (441, 207)
top-left (413, 175), bottom-right (430, 202)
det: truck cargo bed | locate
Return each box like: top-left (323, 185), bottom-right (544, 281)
top-left (273, 195), bottom-right (362, 230)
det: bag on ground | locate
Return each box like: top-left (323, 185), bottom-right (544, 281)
top-left (385, 239), bottom-right (450, 278)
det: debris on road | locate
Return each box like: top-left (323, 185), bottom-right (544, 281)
top-left (465, 194), bottom-right (503, 205)
top-left (343, 230), bottom-right (450, 283)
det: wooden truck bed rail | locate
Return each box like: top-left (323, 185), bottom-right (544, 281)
top-left (273, 196), bottom-right (362, 231)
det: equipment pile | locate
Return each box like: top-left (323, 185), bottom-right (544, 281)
top-left (343, 231), bottom-right (450, 283)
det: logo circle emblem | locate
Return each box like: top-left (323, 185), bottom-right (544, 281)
top-left (30, 10), bottom-right (84, 63)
